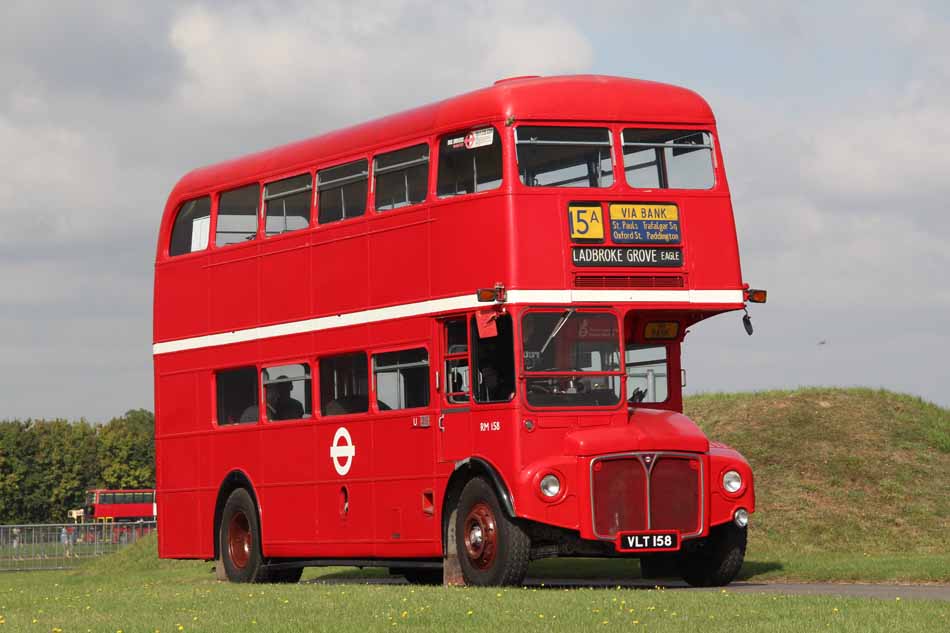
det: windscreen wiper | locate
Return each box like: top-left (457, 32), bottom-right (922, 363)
top-left (538, 309), bottom-right (575, 359)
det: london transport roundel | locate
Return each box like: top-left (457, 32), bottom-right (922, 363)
top-left (330, 427), bottom-right (355, 476)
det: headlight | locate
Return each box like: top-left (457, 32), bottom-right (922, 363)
top-left (540, 474), bottom-right (561, 498)
top-left (734, 508), bottom-right (749, 527)
top-left (722, 470), bottom-right (742, 493)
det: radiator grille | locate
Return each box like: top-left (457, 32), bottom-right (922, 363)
top-left (591, 458), bottom-right (647, 537)
top-left (590, 453), bottom-right (703, 539)
top-left (574, 275), bottom-right (685, 289)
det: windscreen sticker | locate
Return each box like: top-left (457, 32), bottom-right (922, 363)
top-left (609, 203), bottom-right (680, 244)
top-left (446, 128), bottom-right (494, 150)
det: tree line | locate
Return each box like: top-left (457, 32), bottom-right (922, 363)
top-left (0, 409), bottom-right (154, 524)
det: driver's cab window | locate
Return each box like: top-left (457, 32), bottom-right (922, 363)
top-left (471, 314), bottom-right (515, 403)
top-left (625, 345), bottom-right (668, 403)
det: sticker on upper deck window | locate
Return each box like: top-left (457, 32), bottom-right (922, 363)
top-left (609, 203), bottom-right (680, 244)
top-left (446, 128), bottom-right (494, 150)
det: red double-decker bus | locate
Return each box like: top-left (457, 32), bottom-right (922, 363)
top-left (154, 75), bottom-right (764, 586)
top-left (85, 489), bottom-right (157, 522)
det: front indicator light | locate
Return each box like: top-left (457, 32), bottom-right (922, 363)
top-left (540, 474), bottom-right (561, 498)
top-left (734, 508), bottom-right (749, 527)
top-left (723, 470), bottom-right (742, 493)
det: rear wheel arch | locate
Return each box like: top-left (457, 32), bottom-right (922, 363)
top-left (213, 470), bottom-right (262, 561)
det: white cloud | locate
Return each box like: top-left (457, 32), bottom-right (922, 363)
top-left (168, 1), bottom-right (593, 124)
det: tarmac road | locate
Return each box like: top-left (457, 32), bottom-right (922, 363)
top-left (521, 578), bottom-right (950, 601)
top-left (310, 575), bottom-right (950, 601)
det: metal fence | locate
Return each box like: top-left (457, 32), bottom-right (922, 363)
top-left (0, 522), bottom-right (157, 572)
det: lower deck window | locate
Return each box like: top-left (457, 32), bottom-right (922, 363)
top-left (263, 363), bottom-right (312, 420)
top-left (373, 348), bottom-right (429, 410)
top-left (320, 353), bottom-right (369, 416)
top-left (216, 366), bottom-right (259, 424)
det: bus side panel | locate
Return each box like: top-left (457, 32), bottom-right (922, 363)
top-left (506, 195), bottom-right (568, 290)
top-left (368, 208), bottom-right (431, 306)
top-left (154, 257), bottom-right (210, 343)
top-left (258, 421), bottom-right (316, 555)
top-left (314, 417), bottom-right (374, 556)
top-left (313, 227), bottom-right (369, 315)
top-left (683, 196), bottom-right (742, 290)
top-left (261, 231), bottom-right (311, 326)
top-left (209, 242), bottom-right (261, 334)
top-left (371, 407), bottom-right (439, 557)
top-left (156, 371), bottom-right (199, 436)
top-left (157, 435), bottom-right (203, 558)
top-left (429, 197), bottom-right (510, 297)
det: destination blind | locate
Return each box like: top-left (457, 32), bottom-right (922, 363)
top-left (572, 246), bottom-right (682, 267)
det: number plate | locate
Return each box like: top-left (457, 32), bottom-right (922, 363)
top-left (616, 531), bottom-right (681, 553)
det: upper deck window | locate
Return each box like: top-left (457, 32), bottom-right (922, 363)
top-left (374, 144), bottom-right (429, 210)
top-left (169, 196), bottom-right (211, 257)
top-left (516, 126), bottom-right (613, 188)
top-left (216, 184), bottom-right (260, 246)
top-left (622, 129), bottom-right (714, 190)
top-left (265, 174), bottom-right (312, 237)
top-left (437, 127), bottom-right (502, 197)
top-left (318, 159), bottom-right (368, 224)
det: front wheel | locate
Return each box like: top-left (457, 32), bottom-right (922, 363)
top-left (455, 477), bottom-right (530, 586)
top-left (219, 488), bottom-right (265, 583)
top-left (677, 523), bottom-right (747, 587)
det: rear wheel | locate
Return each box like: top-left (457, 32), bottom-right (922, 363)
top-left (219, 488), bottom-right (265, 583)
top-left (677, 523), bottom-right (747, 587)
top-left (455, 477), bottom-right (530, 586)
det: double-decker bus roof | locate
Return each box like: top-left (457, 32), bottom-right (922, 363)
top-left (169, 75), bottom-right (715, 201)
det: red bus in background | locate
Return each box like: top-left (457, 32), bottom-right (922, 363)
top-left (154, 75), bottom-right (765, 586)
top-left (85, 489), bottom-right (157, 522)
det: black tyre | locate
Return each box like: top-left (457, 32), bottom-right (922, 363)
top-left (677, 523), bottom-right (747, 587)
top-left (219, 488), bottom-right (265, 583)
top-left (455, 477), bottom-right (530, 586)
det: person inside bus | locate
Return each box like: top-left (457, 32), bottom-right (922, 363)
top-left (477, 364), bottom-right (513, 402)
top-left (266, 376), bottom-right (305, 420)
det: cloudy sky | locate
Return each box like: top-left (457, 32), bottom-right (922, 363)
top-left (1, 1), bottom-right (947, 422)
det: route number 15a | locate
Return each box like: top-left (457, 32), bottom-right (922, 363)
top-left (568, 205), bottom-right (605, 240)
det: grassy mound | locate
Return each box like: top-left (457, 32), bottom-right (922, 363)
top-left (685, 387), bottom-right (950, 555)
top-left (80, 532), bottom-right (205, 577)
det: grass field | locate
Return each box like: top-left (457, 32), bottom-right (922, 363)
top-left (0, 538), bottom-right (946, 633)
top-left (0, 388), bottom-right (947, 631)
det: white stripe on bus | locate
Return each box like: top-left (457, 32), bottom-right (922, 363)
top-left (152, 288), bottom-right (744, 356)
